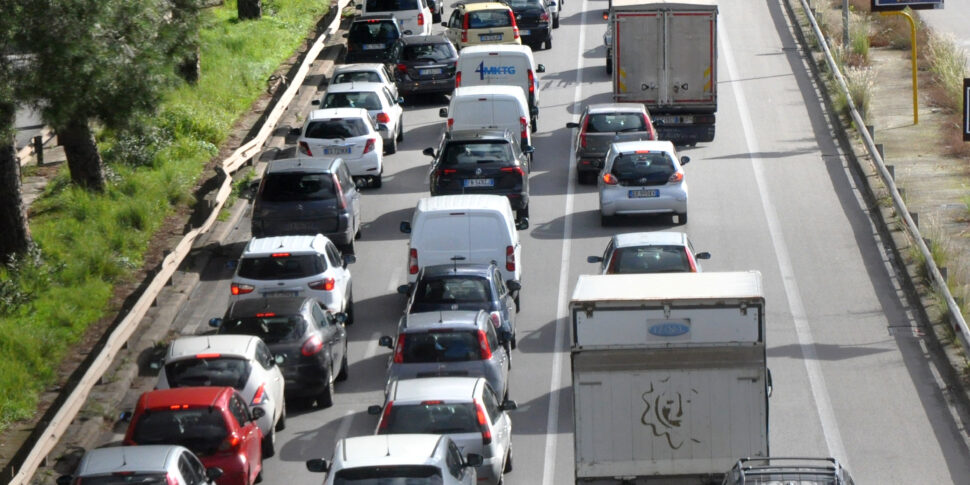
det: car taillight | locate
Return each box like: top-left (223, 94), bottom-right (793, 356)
top-left (332, 174), bottom-right (347, 209)
top-left (603, 173), bottom-right (618, 185)
top-left (299, 141), bottom-right (312, 156)
top-left (477, 330), bottom-right (493, 360)
top-left (475, 401), bottom-right (493, 445)
top-left (231, 283), bottom-right (254, 296)
top-left (643, 114), bottom-right (655, 139)
top-left (668, 172), bottom-right (684, 183)
top-left (505, 245), bottom-right (515, 272)
top-left (489, 311), bottom-right (502, 329)
top-left (687, 251), bottom-right (698, 272)
top-left (579, 116), bottom-right (590, 148)
top-left (509, 11), bottom-right (519, 39)
top-left (252, 384), bottom-right (267, 406)
top-left (418, 12), bottom-right (425, 25)
top-left (302, 335), bottom-right (324, 356)
top-left (363, 137), bottom-right (377, 154)
top-left (166, 473), bottom-right (179, 485)
top-left (447, 118), bottom-right (455, 130)
top-left (500, 166), bottom-right (525, 177)
top-left (408, 248), bottom-right (419, 274)
top-left (377, 112), bottom-right (391, 123)
top-left (308, 278), bottom-right (335, 291)
top-left (539, 12), bottom-right (549, 22)
top-left (218, 435), bottom-right (241, 453)
top-left (527, 69), bottom-right (535, 95)
top-left (377, 401), bottom-right (394, 431)
top-left (455, 71), bottom-right (462, 87)
top-left (519, 117), bottom-right (527, 142)
top-left (393, 335), bottom-right (406, 363)
top-left (437, 168), bottom-right (457, 176)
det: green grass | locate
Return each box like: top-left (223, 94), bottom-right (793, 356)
top-left (925, 32), bottom-right (970, 112)
top-left (0, 0), bottom-right (327, 431)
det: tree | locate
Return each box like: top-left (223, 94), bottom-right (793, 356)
top-left (238, 0), bottom-right (263, 20)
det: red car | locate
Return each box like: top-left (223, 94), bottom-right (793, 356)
top-left (124, 387), bottom-right (264, 485)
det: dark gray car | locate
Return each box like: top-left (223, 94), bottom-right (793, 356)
top-left (566, 103), bottom-right (658, 184)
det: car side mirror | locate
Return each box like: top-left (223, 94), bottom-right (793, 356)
top-left (397, 284), bottom-right (411, 295)
top-left (306, 459), bottom-right (331, 473)
top-left (335, 312), bottom-right (349, 324)
top-left (379, 335), bottom-right (394, 349)
top-left (500, 399), bottom-right (517, 411)
top-left (367, 405), bottom-right (383, 415)
top-left (422, 147), bottom-right (436, 157)
top-left (343, 254), bottom-right (357, 267)
top-left (587, 255), bottom-right (603, 263)
top-left (499, 329), bottom-right (513, 344)
top-left (566, 121), bottom-right (579, 129)
top-left (247, 179), bottom-right (261, 197)
top-left (464, 453), bottom-right (484, 468)
top-left (56, 476), bottom-right (73, 485)
top-left (208, 317), bottom-right (223, 328)
top-left (695, 252), bottom-right (711, 260)
top-left (274, 354), bottom-right (286, 365)
top-left (530, 106), bottom-right (539, 116)
top-left (505, 280), bottom-right (521, 292)
top-left (536, 64), bottom-right (545, 73)
top-left (441, 21), bottom-right (448, 26)
top-left (289, 127), bottom-right (302, 137)
top-left (205, 467), bottom-right (224, 481)
top-left (548, 1), bottom-right (556, 6)
top-left (523, 145), bottom-right (535, 154)
top-left (403, 30), bottom-right (413, 35)
top-left (439, 107), bottom-right (448, 118)
top-left (680, 156), bottom-right (690, 165)
top-left (311, 99), bottom-right (321, 106)
top-left (397, 97), bottom-right (405, 104)
top-left (400, 221), bottom-right (412, 233)
top-left (251, 407), bottom-right (266, 421)
top-left (767, 368), bottom-right (773, 398)
top-left (119, 410), bottom-right (134, 422)
top-left (515, 218), bottom-right (529, 230)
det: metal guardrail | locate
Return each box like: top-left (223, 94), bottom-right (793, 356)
top-left (5, 1), bottom-right (349, 482)
top-left (796, 0), bottom-right (970, 355)
top-left (16, 126), bottom-right (54, 167)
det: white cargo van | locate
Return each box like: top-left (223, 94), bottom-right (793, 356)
top-left (356, 0), bottom-right (433, 35)
top-left (439, 86), bottom-right (532, 150)
top-left (400, 194), bottom-right (527, 284)
top-left (454, 45), bottom-right (545, 131)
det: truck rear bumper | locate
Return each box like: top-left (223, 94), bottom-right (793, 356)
top-left (656, 123), bottom-right (715, 145)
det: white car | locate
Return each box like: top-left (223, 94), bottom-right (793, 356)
top-left (297, 108), bottom-right (384, 187)
top-left (57, 445), bottom-right (222, 485)
top-left (357, 0), bottom-right (434, 35)
top-left (598, 140), bottom-right (690, 226)
top-left (230, 235), bottom-right (354, 316)
top-left (155, 335), bottom-right (286, 457)
top-left (314, 82), bottom-right (404, 154)
top-left (369, 377), bottom-right (516, 485)
top-left (329, 62), bottom-right (399, 99)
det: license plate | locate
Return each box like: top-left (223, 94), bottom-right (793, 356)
top-left (285, 222), bottom-right (315, 231)
top-left (519, 29), bottom-right (531, 35)
top-left (263, 290), bottom-right (299, 298)
top-left (418, 68), bottom-right (443, 75)
top-left (363, 43), bottom-right (385, 50)
top-left (324, 146), bottom-right (351, 155)
top-left (463, 178), bottom-right (494, 187)
top-left (658, 115), bottom-right (693, 124)
top-left (480, 33), bottom-right (502, 41)
top-left (629, 189), bottom-right (659, 198)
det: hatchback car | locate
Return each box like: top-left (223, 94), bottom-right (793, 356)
top-left (400, 262), bottom-right (521, 349)
top-left (229, 235), bottom-right (355, 317)
top-left (306, 434), bottom-right (482, 485)
top-left (297, 108), bottom-right (384, 187)
top-left (378, 310), bottom-right (511, 400)
top-left (566, 103), bottom-right (658, 184)
top-left (368, 377), bottom-right (516, 485)
top-left (506, 0), bottom-right (555, 50)
top-left (587, 231), bottom-right (710, 274)
top-left (212, 297), bottom-right (351, 408)
top-left (344, 14), bottom-right (406, 64)
top-left (425, 129), bottom-right (532, 221)
top-left (250, 157), bottom-right (361, 251)
top-left (357, 0), bottom-right (433, 36)
top-left (442, 2), bottom-right (521, 50)
top-left (329, 62), bottom-right (399, 99)
top-left (56, 445), bottom-right (222, 485)
top-left (124, 387), bottom-right (264, 485)
top-left (155, 335), bottom-right (285, 457)
top-left (598, 140), bottom-right (690, 226)
top-left (314, 82), bottom-right (405, 154)
top-left (388, 35), bottom-right (459, 99)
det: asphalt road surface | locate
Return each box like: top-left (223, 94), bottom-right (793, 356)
top-left (169, 0), bottom-right (970, 482)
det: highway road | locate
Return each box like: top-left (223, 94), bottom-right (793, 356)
top-left (168, 0), bottom-right (970, 482)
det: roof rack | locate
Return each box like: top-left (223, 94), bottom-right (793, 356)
top-left (727, 457), bottom-right (851, 485)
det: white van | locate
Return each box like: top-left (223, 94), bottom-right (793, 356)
top-left (400, 194), bottom-right (526, 284)
top-left (454, 45), bottom-right (545, 131)
top-left (439, 86), bottom-right (532, 149)
top-left (356, 0), bottom-right (433, 35)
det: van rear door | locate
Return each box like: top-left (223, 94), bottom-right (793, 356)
top-left (452, 95), bottom-right (496, 131)
top-left (414, 212), bottom-right (472, 270)
top-left (468, 212), bottom-right (509, 270)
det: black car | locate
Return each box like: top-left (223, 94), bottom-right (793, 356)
top-left (399, 262), bottom-right (522, 349)
top-left (387, 35), bottom-right (459, 99)
top-left (344, 14), bottom-right (405, 63)
top-left (425, 129), bottom-right (533, 221)
top-left (505, 0), bottom-right (555, 50)
top-left (211, 297), bottom-right (351, 408)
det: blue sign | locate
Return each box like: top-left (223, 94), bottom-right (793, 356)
top-left (871, 0), bottom-right (943, 11)
top-left (648, 322), bottom-right (690, 337)
top-left (475, 61), bottom-right (516, 80)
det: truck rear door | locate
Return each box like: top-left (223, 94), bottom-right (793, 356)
top-left (613, 11), bottom-right (662, 104)
top-left (666, 8), bottom-right (716, 106)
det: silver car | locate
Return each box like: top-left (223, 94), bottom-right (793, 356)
top-left (598, 140), bottom-right (690, 226)
top-left (57, 445), bottom-right (222, 485)
top-left (565, 103), bottom-right (657, 184)
top-left (368, 377), bottom-right (516, 485)
top-left (378, 310), bottom-right (511, 400)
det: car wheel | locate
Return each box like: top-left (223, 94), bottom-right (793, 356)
top-left (396, 121), bottom-right (404, 142)
top-left (318, 367), bottom-right (335, 408)
top-left (600, 213), bottom-right (614, 226)
top-left (504, 447), bottom-right (513, 473)
top-left (553, 14), bottom-right (560, 28)
top-left (372, 174), bottom-right (382, 188)
top-left (676, 212), bottom-right (688, 225)
top-left (261, 428), bottom-right (276, 458)
top-left (254, 470), bottom-right (263, 484)
top-left (530, 116), bottom-right (537, 133)
top-left (516, 206), bottom-right (529, 221)
top-left (385, 135), bottom-right (397, 154)
top-left (276, 401), bottom-right (286, 431)
top-left (606, 58), bottom-right (613, 75)
top-left (337, 349), bottom-right (349, 382)
top-left (544, 37), bottom-right (552, 49)
top-left (345, 293), bottom-right (355, 325)
top-left (511, 334), bottom-right (517, 350)
top-left (343, 238), bottom-right (356, 255)
top-left (433, 12), bottom-right (442, 23)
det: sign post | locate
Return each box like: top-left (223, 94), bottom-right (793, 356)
top-left (963, 78), bottom-right (969, 142)
top-left (871, 0), bottom-right (943, 11)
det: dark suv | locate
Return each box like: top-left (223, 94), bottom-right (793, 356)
top-left (344, 14), bottom-right (406, 64)
top-left (505, 0), bottom-right (555, 50)
top-left (387, 35), bottom-right (459, 99)
top-left (424, 129), bottom-right (532, 221)
top-left (250, 157), bottom-right (362, 253)
top-left (211, 297), bottom-right (351, 408)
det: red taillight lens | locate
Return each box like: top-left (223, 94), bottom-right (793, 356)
top-left (363, 138), bottom-right (377, 154)
top-left (475, 401), bottom-right (492, 445)
top-left (509, 11), bottom-right (519, 39)
top-left (251, 384), bottom-right (266, 406)
top-left (377, 112), bottom-right (391, 123)
top-left (393, 335), bottom-right (406, 363)
top-left (302, 335), bottom-right (324, 356)
top-left (519, 117), bottom-right (528, 142)
top-left (687, 251), bottom-right (698, 272)
top-left (477, 330), bottom-right (493, 360)
top-left (396, 64), bottom-right (407, 74)
top-left (505, 245), bottom-right (515, 272)
top-left (231, 283), bottom-right (254, 296)
top-left (408, 248), bottom-right (419, 274)
top-left (299, 141), bottom-right (312, 156)
top-left (643, 114), bottom-right (656, 139)
top-left (418, 12), bottom-right (425, 25)
top-left (218, 435), bottom-right (241, 453)
top-left (447, 118), bottom-right (455, 130)
top-left (463, 13), bottom-right (470, 29)
top-left (455, 71), bottom-right (462, 87)
top-left (166, 473), bottom-right (179, 485)
top-left (527, 69), bottom-right (535, 95)
top-left (437, 168), bottom-right (457, 176)
top-left (580, 116), bottom-right (590, 148)
top-left (603, 173), bottom-right (618, 185)
top-left (668, 172), bottom-right (684, 183)
top-left (308, 278), bottom-right (335, 291)
top-left (489, 311), bottom-right (502, 329)
top-left (540, 12), bottom-right (549, 22)
top-left (500, 166), bottom-right (525, 177)
top-left (377, 401), bottom-right (394, 431)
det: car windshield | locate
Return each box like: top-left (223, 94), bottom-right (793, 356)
top-left (607, 246), bottom-right (691, 274)
top-left (348, 21), bottom-right (399, 43)
top-left (78, 474), bottom-right (169, 484)
top-left (610, 151), bottom-right (675, 183)
top-left (237, 254), bottom-right (324, 280)
top-left (260, 172), bottom-right (336, 202)
top-left (401, 330), bottom-right (482, 362)
top-left (322, 91), bottom-right (383, 110)
top-left (305, 119), bottom-right (369, 139)
top-left (131, 409), bottom-right (228, 456)
top-left (334, 466), bottom-right (443, 485)
top-left (219, 315), bottom-right (308, 344)
top-left (165, 357), bottom-right (252, 390)
top-left (467, 10), bottom-right (512, 28)
top-left (414, 276), bottom-right (491, 304)
top-left (403, 43), bottom-right (454, 62)
top-left (587, 113), bottom-right (647, 133)
top-left (441, 141), bottom-right (513, 166)
top-left (333, 71), bottom-right (382, 84)
top-left (365, 0), bottom-right (420, 11)
top-left (379, 402), bottom-right (479, 434)
top-left (505, 0), bottom-right (543, 8)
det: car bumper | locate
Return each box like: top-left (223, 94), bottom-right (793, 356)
top-left (599, 186), bottom-right (688, 216)
top-left (398, 78), bottom-right (456, 96)
top-left (520, 26), bottom-right (551, 44)
top-left (576, 155), bottom-right (606, 173)
top-left (251, 215), bottom-right (352, 245)
top-left (281, 362), bottom-right (330, 397)
top-left (344, 152), bottom-right (382, 177)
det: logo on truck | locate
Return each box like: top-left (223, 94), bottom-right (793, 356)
top-left (648, 321), bottom-right (690, 337)
top-left (475, 61), bottom-right (515, 80)
top-left (641, 377), bottom-right (701, 450)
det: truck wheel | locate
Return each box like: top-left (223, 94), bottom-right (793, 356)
top-left (606, 58), bottom-right (613, 75)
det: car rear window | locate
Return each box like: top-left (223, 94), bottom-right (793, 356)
top-left (165, 357), bottom-right (252, 390)
top-left (79, 474), bottom-right (169, 484)
top-left (403, 43), bottom-right (455, 62)
top-left (414, 276), bottom-right (490, 304)
top-left (348, 21), bottom-right (399, 43)
top-left (131, 409), bottom-right (227, 456)
top-left (219, 315), bottom-right (308, 344)
top-left (401, 330), bottom-right (482, 362)
top-left (305, 119), bottom-right (369, 139)
top-left (608, 246), bottom-right (690, 274)
top-left (441, 141), bottom-right (513, 166)
top-left (379, 402), bottom-right (479, 434)
top-left (322, 91), bottom-right (383, 110)
top-left (468, 10), bottom-right (512, 28)
top-left (333, 71), bottom-right (382, 84)
top-left (260, 172), bottom-right (336, 202)
top-left (586, 113), bottom-right (647, 133)
top-left (365, 0), bottom-right (420, 12)
top-left (334, 466), bottom-right (443, 484)
top-left (237, 254), bottom-right (324, 280)
top-left (610, 152), bottom-right (675, 183)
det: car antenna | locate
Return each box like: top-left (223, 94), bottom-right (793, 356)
top-left (439, 311), bottom-right (444, 324)
top-left (385, 435), bottom-right (391, 457)
top-left (450, 255), bottom-right (466, 272)
top-left (121, 447), bottom-right (127, 467)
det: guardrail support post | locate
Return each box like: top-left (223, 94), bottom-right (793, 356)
top-left (875, 143), bottom-right (884, 160)
top-left (910, 211), bottom-right (919, 228)
top-left (941, 266), bottom-right (948, 281)
top-left (33, 135), bottom-right (44, 166)
top-left (886, 164), bottom-right (895, 180)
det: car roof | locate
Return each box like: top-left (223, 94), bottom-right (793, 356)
top-left (415, 194), bottom-right (512, 213)
top-left (307, 108), bottom-right (371, 120)
top-left (76, 445), bottom-right (185, 476)
top-left (337, 434), bottom-right (446, 467)
top-left (390, 377), bottom-right (482, 402)
top-left (356, 13), bottom-right (400, 22)
top-left (446, 129), bottom-right (514, 142)
top-left (612, 231), bottom-right (689, 248)
top-left (458, 44), bottom-right (534, 58)
top-left (403, 310), bottom-right (485, 330)
top-left (421, 263), bottom-right (496, 278)
top-left (324, 82), bottom-right (390, 94)
top-left (243, 234), bottom-right (327, 256)
top-left (333, 63), bottom-right (387, 73)
top-left (264, 157), bottom-right (341, 174)
top-left (611, 139), bottom-right (677, 154)
top-left (138, 386), bottom-right (231, 409)
top-left (401, 34), bottom-right (451, 45)
top-left (586, 103), bottom-right (648, 114)
top-left (227, 297), bottom-right (312, 317)
top-left (167, 335), bottom-right (258, 361)
top-left (453, 85), bottom-right (526, 99)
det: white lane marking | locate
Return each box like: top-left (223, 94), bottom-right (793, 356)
top-left (721, 24), bottom-right (849, 465)
top-left (542, 2), bottom-right (589, 484)
top-left (387, 267), bottom-right (403, 292)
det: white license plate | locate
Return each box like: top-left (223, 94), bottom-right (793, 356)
top-left (480, 34), bottom-right (502, 41)
top-left (363, 43), bottom-right (385, 50)
top-left (464, 178), bottom-right (495, 187)
top-left (629, 189), bottom-right (659, 198)
top-left (324, 146), bottom-right (351, 155)
top-left (263, 290), bottom-right (299, 298)
top-left (285, 222), bottom-right (315, 231)
top-left (419, 68), bottom-right (443, 75)
top-left (657, 115), bottom-right (693, 124)
top-left (519, 29), bottom-right (531, 35)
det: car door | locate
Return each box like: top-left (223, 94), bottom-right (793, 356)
top-left (228, 394), bottom-right (262, 479)
top-left (446, 9), bottom-right (462, 46)
top-left (255, 340), bottom-right (285, 418)
top-left (481, 384), bottom-right (510, 477)
top-left (382, 86), bottom-right (402, 133)
top-left (492, 267), bottom-right (515, 332)
top-left (336, 164), bottom-right (361, 233)
top-left (325, 241), bottom-right (351, 308)
top-left (311, 301), bottom-right (343, 371)
top-left (484, 320), bottom-right (508, 397)
top-left (178, 451), bottom-right (208, 485)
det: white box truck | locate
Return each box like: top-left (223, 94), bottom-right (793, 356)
top-left (604, 0), bottom-right (718, 145)
top-left (570, 271), bottom-right (769, 484)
